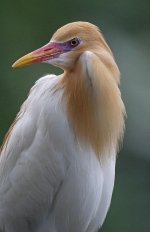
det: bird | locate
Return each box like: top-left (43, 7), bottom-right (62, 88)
top-left (0, 21), bottom-right (126, 232)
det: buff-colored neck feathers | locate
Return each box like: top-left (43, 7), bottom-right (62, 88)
top-left (57, 24), bottom-right (126, 157)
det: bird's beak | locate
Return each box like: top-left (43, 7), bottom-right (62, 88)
top-left (12, 42), bottom-right (64, 68)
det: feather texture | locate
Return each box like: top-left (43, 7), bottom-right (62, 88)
top-left (0, 75), bottom-right (116, 232)
top-left (60, 51), bottom-right (125, 157)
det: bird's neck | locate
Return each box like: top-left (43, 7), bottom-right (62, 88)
top-left (57, 51), bottom-right (125, 158)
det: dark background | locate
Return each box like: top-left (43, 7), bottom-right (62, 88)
top-left (0, 1), bottom-right (150, 231)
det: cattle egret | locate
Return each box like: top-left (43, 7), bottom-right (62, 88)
top-left (0, 22), bottom-right (125, 232)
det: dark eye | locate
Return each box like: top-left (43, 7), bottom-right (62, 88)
top-left (70, 38), bottom-right (80, 47)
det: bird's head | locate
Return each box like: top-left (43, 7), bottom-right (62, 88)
top-left (12, 21), bottom-right (111, 70)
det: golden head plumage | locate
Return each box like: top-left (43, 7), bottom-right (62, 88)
top-left (52, 21), bottom-right (109, 50)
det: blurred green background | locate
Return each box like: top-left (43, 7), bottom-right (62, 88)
top-left (0, 0), bottom-right (150, 231)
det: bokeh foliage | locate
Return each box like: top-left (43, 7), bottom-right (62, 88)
top-left (0, 1), bottom-right (150, 231)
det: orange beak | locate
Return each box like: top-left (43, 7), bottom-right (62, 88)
top-left (12, 42), bottom-right (65, 68)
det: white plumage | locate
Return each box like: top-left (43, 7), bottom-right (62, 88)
top-left (0, 22), bottom-right (125, 232)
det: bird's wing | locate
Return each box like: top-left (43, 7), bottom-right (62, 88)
top-left (0, 74), bottom-right (71, 229)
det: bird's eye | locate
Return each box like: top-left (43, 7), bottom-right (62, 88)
top-left (70, 38), bottom-right (80, 47)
